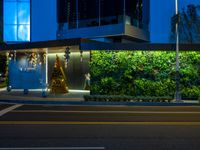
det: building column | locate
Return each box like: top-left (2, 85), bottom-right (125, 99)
top-left (76, 0), bottom-right (79, 28)
top-left (42, 48), bottom-right (48, 97)
top-left (123, 0), bottom-right (126, 23)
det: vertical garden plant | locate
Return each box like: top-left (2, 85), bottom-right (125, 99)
top-left (90, 50), bottom-right (200, 100)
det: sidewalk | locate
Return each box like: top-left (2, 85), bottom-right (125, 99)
top-left (0, 88), bottom-right (89, 102)
top-left (0, 88), bottom-right (199, 106)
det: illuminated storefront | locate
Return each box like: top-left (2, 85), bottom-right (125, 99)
top-left (1, 39), bottom-right (90, 97)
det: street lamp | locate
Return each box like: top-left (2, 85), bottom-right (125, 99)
top-left (175, 0), bottom-right (181, 101)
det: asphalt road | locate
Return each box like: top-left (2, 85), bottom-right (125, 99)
top-left (0, 103), bottom-right (200, 150)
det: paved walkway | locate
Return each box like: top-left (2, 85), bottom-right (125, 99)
top-left (0, 88), bottom-right (199, 106)
top-left (0, 88), bottom-right (89, 101)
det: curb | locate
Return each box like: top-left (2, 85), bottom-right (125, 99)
top-left (0, 99), bottom-right (200, 106)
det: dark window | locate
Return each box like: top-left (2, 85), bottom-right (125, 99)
top-left (57, 0), bottom-right (149, 30)
top-left (78, 0), bottom-right (99, 27)
top-left (57, 0), bottom-right (68, 23)
top-left (100, 0), bottom-right (123, 25)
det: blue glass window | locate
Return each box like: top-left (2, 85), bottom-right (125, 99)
top-left (18, 25), bottom-right (30, 41)
top-left (4, 0), bottom-right (30, 42)
top-left (18, 2), bottom-right (30, 24)
top-left (4, 2), bottom-right (17, 24)
top-left (4, 0), bottom-right (17, 2)
top-left (4, 25), bottom-right (17, 41)
top-left (18, 0), bottom-right (30, 1)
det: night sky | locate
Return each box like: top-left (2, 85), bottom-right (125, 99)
top-left (151, 0), bottom-right (200, 43)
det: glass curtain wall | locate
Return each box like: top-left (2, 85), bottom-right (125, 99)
top-left (66, 0), bottom-right (145, 29)
top-left (78, 0), bottom-right (99, 28)
top-left (125, 0), bottom-right (143, 28)
top-left (100, 0), bottom-right (123, 26)
top-left (0, 1), bottom-right (3, 41)
top-left (3, 0), bottom-right (30, 42)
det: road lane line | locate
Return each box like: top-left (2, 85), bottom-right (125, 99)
top-left (0, 121), bottom-right (200, 125)
top-left (11, 110), bottom-right (200, 114)
top-left (0, 104), bottom-right (22, 117)
top-left (0, 147), bottom-right (105, 150)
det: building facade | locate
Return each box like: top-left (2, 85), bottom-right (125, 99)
top-left (2, 0), bottom-right (200, 44)
top-left (57, 0), bottom-right (150, 43)
top-left (2, 0), bottom-right (150, 43)
top-left (1, 0), bottom-right (151, 94)
top-left (1, 0), bottom-right (150, 94)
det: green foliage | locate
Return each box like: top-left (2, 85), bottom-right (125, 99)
top-left (134, 79), bottom-right (175, 97)
top-left (0, 53), bottom-right (8, 88)
top-left (0, 53), bottom-right (7, 74)
top-left (181, 86), bottom-right (200, 99)
top-left (84, 95), bottom-right (173, 103)
top-left (90, 51), bottom-right (200, 100)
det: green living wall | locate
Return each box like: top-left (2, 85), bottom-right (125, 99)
top-left (90, 51), bottom-right (200, 99)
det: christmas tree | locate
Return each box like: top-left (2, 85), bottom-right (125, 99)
top-left (50, 55), bottom-right (68, 94)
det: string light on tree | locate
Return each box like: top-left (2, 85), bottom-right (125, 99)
top-left (64, 47), bottom-right (70, 68)
top-left (8, 50), bottom-right (16, 61)
top-left (8, 51), bottom-right (14, 60)
top-left (80, 50), bottom-right (83, 62)
top-left (28, 52), bottom-right (37, 67)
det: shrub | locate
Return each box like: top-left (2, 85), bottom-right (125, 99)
top-left (181, 86), bottom-right (200, 100)
top-left (84, 95), bottom-right (173, 103)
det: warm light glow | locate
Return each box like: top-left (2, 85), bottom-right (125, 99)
top-left (48, 52), bottom-right (90, 57)
top-left (9, 89), bottom-right (90, 93)
top-left (69, 89), bottom-right (90, 93)
top-left (0, 87), bottom-right (7, 92)
top-left (45, 48), bottom-right (48, 91)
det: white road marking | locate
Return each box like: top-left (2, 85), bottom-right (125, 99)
top-left (0, 104), bottom-right (22, 117)
top-left (0, 147), bottom-right (105, 150)
top-left (12, 110), bottom-right (200, 114)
